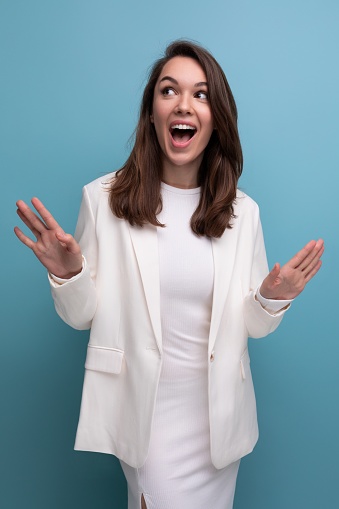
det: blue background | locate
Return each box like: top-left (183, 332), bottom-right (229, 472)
top-left (1, 0), bottom-right (338, 507)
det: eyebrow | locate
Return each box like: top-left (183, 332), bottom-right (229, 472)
top-left (159, 76), bottom-right (208, 87)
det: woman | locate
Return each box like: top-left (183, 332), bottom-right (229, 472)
top-left (15, 41), bottom-right (324, 509)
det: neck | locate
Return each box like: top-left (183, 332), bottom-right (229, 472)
top-left (162, 161), bottom-right (200, 189)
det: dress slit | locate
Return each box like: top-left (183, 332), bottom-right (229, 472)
top-left (141, 494), bottom-right (147, 509)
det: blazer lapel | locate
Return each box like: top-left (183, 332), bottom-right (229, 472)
top-left (128, 220), bottom-right (239, 357)
top-left (128, 223), bottom-right (162, 353)
top-left (209, 228), bottom-right (238, 355)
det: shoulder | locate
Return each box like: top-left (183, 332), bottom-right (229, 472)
top-left (78, 171), bottom-right (117, 206)
top-left (75, 172), bottom-right (118, 219)
top-left (230, 189), bottom-right (262, 236)
top-left (234, 189), bottom-right (260, 216)
top-left (83, 171), bottom-right (116, 195)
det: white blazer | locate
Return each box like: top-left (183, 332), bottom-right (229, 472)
top-left (50, 173), bottom-right (287, 469)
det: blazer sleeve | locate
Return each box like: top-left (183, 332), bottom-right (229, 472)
top-left (243, 211), bottom-right (288, 339)
top-left (49, 186), bottom-right (98, 330)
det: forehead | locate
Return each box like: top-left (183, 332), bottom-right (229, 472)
top-left (158, 56), bottom-right (207, 84)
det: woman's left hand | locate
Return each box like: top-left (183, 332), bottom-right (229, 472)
top-left (259, 239), bottom-right (324, 300)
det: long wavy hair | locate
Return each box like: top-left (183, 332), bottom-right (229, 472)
top-left (109, 40), bottom-right (243, 238)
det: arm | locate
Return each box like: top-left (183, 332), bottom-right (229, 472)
top-left (243, 212), bottom-right (324, 338)
top-left (243, 213), bottom-right (291, 338)
top-left (48, 187), bottom-right (98, 330)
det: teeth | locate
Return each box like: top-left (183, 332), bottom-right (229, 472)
top-left (171, 124), bottom-right (196, 130)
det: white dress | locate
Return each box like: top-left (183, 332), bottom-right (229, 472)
top-left (120, 183), bottom-right (240, 509)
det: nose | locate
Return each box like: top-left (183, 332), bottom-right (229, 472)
top-left (174, 93), bottom-right (192, 115)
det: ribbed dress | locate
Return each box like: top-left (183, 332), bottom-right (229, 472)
top-left (120, 182), bottom-right (240, 509)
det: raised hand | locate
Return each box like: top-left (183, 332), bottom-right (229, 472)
top-left (14, 197), bottom-right (83, 279)
top-left (260, 239), bottom-right (324, 300)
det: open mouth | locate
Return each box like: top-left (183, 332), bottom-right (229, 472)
top-left (170, 124), bottom-right (197, 143)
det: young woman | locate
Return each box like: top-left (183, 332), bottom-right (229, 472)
top-left (15, 41), bottom-right (324, 509)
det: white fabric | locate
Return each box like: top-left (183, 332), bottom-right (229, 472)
top-left (121, 183), bottom-right (239, 508)
top-left (49, 173), bottom-right (289, 469)
top-left (255, 287), bottom-right (292, 313)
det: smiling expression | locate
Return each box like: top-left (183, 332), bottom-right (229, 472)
top-left (151, 56), bottom-right (214, 183)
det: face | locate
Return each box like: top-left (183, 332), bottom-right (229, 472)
top-left (151, 56), bottom-right (214, 177)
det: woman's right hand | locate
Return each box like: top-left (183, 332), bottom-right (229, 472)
top-left (14, 197), bottom-right (83, 279)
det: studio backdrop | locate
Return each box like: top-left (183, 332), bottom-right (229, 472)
top-left (1, 1), bottom-right (338, 508)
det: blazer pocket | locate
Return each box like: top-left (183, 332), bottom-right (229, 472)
top-left (85, 345), bottom-right (124, 374)
top-left (240, 347), bottom-right (250, 381)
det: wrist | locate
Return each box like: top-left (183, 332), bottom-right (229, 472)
top-left (52, 258), bottom-right (84, 280)
top-left (56, 268), bottom-right (82, 279)
top-left (259, 284), bottom-right (274, 300)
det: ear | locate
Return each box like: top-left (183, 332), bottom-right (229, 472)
top-left (150, 114), bottom-right (154, 123)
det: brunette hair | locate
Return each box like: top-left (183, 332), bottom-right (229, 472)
top-left (109, 40), bottom-right (243, 237)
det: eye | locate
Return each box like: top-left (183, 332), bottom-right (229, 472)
top-left (195, 90), bottom-right (209, 100)
top-left (161, 87), bottom-right (176, 96)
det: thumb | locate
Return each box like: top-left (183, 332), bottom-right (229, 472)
top-left (55, 230), bottom-right (79, 253)
top-left (267, 262), bottom-right (281, 283)
top-left (260, 263), bottom-right (281, 299)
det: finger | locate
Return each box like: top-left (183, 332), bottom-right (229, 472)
top-left (31, 197), bottom-right (62, 231)
top-left (288, 240), bottom-right (318, 269)
top-left (303, 246), bottom-right (324, 278)
top-left (14, 226), bottom-right (36, 250)
top-left (304, 259), bottom-right (322, 283)
top-left (16, 208), bottom-right (40, 239)
top-left (298, 240), bottom-right (324, 272)
top-left (16, 199), bottom-right (49, 234)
